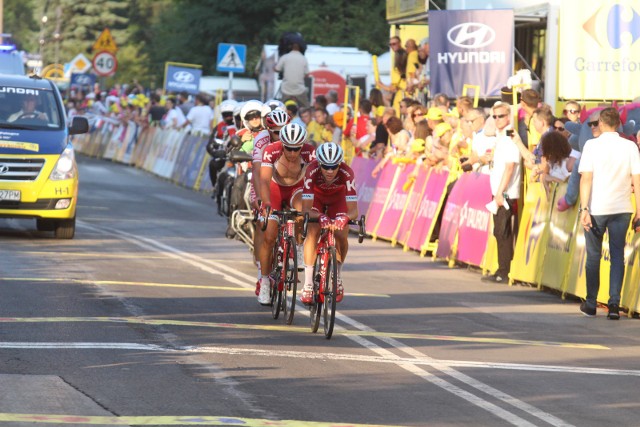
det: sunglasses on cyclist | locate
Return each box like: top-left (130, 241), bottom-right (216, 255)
top-left (321, 164), bottom-right (339, 170)
top-left (269, 129), bottom-right (280, 135)
top-left (588, 120), bottom-right (599, 127)
top-left (245, 111), bottom-right (261, 121)
top-left (284, 146), bottom-right (301, 152)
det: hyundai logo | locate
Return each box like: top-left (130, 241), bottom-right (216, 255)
top-left (0, 164), bottom-right (8, 175)
top-left (447, 23), bottom-right (496, 49)
top-left (173, 71), bottom-right (195, 83)
top-left (75, 75), bottom-right (93, 85)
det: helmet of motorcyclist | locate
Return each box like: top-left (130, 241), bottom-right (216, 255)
top-left (220, 99), bottom-right (237, 115)
top-left (315, 142), bottom-right (344, 167)
top-left (264, 109), bottom-right (290, 130)
top-left (279, 123), bottom-right (307, 148)
top-left (241, 100), bottom-right (264, 130)
top-left (265, 99), bottom-right (286, 111)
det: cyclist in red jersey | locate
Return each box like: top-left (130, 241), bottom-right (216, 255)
top-left (256, 123), bottom-right (316, 305)
top-left (300, 142), bottom-right (358, 305)
top-left (214, 100), bottom-right (237, 139)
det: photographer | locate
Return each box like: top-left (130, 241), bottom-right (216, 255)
top-left (457, 108), bottom-right (495, 174)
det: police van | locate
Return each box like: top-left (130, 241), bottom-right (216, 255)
top-left (0, 74), bottom-right (88, 238)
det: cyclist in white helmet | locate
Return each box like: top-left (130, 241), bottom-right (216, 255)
top-left (214, 99), bottom-right (238, 139)
top-left (255, 122), bottom-right (316, 305)
top-left (300, 142), bottom-right (358, 305)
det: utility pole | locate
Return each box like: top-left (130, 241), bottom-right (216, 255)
top-left (0, 0), bottom-right (4, 41)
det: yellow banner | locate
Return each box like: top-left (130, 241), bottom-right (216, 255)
top-left (510, 183), bottom-right (551, 285)
top-left (386, 0), bottom-right (427, 21)
top-left (558, 0), bottom-right (640, 100)
top-left (541, 183), bottom-right (580, 291)
top-left (0, 141), bottom-right (39, 152)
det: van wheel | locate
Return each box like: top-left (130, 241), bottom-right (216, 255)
top-left (36, 219), bottom-right (56, 232)
top-left (54, 218), bottom-right (76, 239)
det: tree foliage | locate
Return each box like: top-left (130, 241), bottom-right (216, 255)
top-left (9, 0), bottom-right (389, 86)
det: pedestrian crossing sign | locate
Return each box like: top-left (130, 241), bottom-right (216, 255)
top-left (217, 43), bottom-right (246, 73)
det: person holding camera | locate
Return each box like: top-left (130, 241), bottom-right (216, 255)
top-left (578, 107), bottom-right (640, 319)
top-left (457, 108), bottom-right (495, 174)
top-left (482, 102), bottom-right (522, 283)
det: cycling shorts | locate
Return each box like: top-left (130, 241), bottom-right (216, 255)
top-left (311, 188), bottom-right (348, 218)
top-left (268, 179), bottom-right (303, 220)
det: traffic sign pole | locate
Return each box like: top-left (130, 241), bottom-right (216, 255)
top-left (228, 71), bottom-right (234, 100)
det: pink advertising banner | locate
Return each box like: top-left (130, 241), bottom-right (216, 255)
top-left (365, 163), bottom-right (398, 235)
top-left (437, 173), bottom-right (492, 266)
top-left (406, 169), bottom-right (449, 251)
top-left (350, 157), bottom-right (379, 217)
top-left (396, 167), bottom-right (430, 245)
top-left (375, 164), bottom-right (415, 240)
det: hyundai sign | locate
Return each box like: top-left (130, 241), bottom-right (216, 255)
top-left (430, 10), bottom-right (513, 98)
top-left (165, 65), bottom-right (202, 94)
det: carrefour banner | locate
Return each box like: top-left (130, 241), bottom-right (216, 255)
top-left (559, 0), bottom-right (640, 100)
top-left (429, 9), bottom-right (513, 97)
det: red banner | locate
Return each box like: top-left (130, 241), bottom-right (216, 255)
top-left (405, 170), bottom-right (449, 251)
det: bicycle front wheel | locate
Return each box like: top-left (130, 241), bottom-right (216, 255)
top-left (271, 242), bottom-right (282, 320)
top-left (284, 236), bottom-right (298, 325)
top-left (310, 255), bottom-right (322, 333)
top-left (323, 247), bottom-right (338, 339)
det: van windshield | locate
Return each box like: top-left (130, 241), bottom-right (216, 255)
top-left (0, 86), bottom-right (64, 130)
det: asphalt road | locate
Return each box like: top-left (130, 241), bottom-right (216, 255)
top-left (0, 154), bottom-right (639, 427)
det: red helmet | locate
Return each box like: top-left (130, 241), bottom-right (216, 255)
top-left (264, 109), bottom-right (290, 129)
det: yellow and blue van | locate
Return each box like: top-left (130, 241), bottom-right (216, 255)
top-left (0, 74), bottom-right (88, 238)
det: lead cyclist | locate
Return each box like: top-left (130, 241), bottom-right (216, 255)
top-left (300, 142), bottom-right (358, 305)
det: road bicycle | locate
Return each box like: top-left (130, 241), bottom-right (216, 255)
top-left (302, 213), bottom-right (366, 339)
top-left (262, 207), bottom-right (302, 324)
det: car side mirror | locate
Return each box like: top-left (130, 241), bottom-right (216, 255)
top-left (69, 116), bottom-right (89, 135)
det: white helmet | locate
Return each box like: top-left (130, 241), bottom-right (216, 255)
top-left (241, 100), bottom-right (264, 130)
top-left (220, 99), bottom-right (237, 114)
top-left (233, 102), bottom-right (244, 117)
top-left (261, 104), bottom-right (272, 118)
top-left (265, 99), bottom-right (286, 111)
top-left (316, 142), bottom-right (344, 167)
top-left (279, 123), bottom-right (307, 148)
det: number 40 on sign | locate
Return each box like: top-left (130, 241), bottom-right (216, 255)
top-left (92, 51), bottom-right (118, 77)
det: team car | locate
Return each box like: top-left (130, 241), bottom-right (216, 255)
top-left (0, 74), bottom-right (88, 238)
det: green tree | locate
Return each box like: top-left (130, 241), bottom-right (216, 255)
top-left (3, 0), bottom-right (39, 51)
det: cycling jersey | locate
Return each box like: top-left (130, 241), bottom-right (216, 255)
top-left (251, 130), bottom-right (272, 163)
top-left (262, 141), bottom-right (315, 211)
top-left (302, 160), bottom-right (358, 217)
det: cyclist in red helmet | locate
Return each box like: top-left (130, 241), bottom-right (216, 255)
top-left (256, 122), bottom-right (315, 305)
top-left (300, 142), bottom-right (358, 305)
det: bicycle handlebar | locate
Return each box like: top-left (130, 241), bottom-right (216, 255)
top-left (302, 213), bottom-right (366, 243)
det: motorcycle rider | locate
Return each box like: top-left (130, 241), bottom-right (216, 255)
top-left (208, 100), bottom-right (239, 195)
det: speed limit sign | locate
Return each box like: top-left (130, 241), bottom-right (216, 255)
top-left (92, 51), bottom-right (117, 77)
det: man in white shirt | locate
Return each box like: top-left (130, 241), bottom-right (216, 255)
top-left (325, 90), bottom-right (340, 116)
top-left (578, 107), bottom-right (640, 319)
top-left (274, 43), bottom-right (310, 107)
top-left (459, 108), bottom-right (495, 174)
top-left (482, 102), bottom-right (522, 283)
top-left (183, 94), bottom-right (213, 136)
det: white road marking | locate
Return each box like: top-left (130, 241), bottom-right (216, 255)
top-left (2, 342), bottom-right (633, 377)
top-left (77, 221), bottom-right (574, 426)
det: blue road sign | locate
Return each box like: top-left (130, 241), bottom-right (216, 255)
top-left (216, 43), bottom-right (246, 73)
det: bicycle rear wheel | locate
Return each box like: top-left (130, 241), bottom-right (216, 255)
top-left (323, 247), bottom-right (338, 339)
top-left (284, 236), bottom-right (298, 325)
top-left (310, 255), bottom-right (322, 333)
